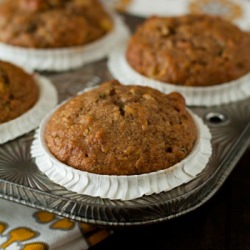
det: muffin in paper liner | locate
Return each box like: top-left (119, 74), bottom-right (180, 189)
top-left (30, 105), bottom-right (212, 201)
top-left (109, 0), bottom-right (250, 31)
top-left (0, 75), bottom-right (58, 144)
top-left (0, 13), bottom-right (130, 72)
top-left (108, 43), bottom-right (250, 107)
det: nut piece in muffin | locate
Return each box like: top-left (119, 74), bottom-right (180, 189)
top-left (0, 61), bottom-right (39, 124)
top-left (0, 0), bottom-right (113, 48)
top-left (45, 80), bottom-right (197, 175)
top-left (126, 14), bottom-right (250, 87)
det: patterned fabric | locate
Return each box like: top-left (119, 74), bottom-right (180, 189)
top-left (0, 199), bottom-right (111, 250)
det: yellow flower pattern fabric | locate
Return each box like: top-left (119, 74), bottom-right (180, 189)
top-left (0, 223), bottom-right (48, 250)
top-left (0, 199), bottom-right (111, 250)
top-left (34, 211), bottom-right (74, 231)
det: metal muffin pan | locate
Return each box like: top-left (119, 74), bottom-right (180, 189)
top-left (0, 14), bottom-right (249, 226)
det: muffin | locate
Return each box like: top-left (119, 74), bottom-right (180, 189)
top-left (44, 80), bottom-right (197, 175)
top-left (0, 60), bottom-right (39, 124)
top-left (0, 0), bottom-right (113, 48)
top-left (126, 14), bottom-right (250, 87)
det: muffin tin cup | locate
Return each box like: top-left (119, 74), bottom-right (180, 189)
top-left (0, 13), bottom-right (130, 72)
top-left (108, 43), bottom-right (250, 107)
top-left (0, 75), bottom-right (58, 144)
top-left (31, 105), bottom-right (212, 201)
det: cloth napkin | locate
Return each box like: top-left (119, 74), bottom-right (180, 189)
top-left (0, 199), bottom-right (111, 250)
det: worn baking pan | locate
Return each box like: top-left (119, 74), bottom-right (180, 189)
top-left (0, 14), bottom-right (249, 226)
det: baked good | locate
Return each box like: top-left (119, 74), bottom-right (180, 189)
top-left (0, 0), bottom-right (113, 48)
top-left (126, 14), bottom-right (250, 87)
top-left (0, 61), bottom-right (39, 124)
top-left (45, 80), bottom-right (197, 175)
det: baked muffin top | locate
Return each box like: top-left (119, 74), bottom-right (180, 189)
top-left (45, 80), bottom-right (197, 175)
top-left (0, 61), bottom-right (39, 123)
top-left (126, 14), bottom-right (250, 87)
top-left (0, 0), bottom-right (113, 48)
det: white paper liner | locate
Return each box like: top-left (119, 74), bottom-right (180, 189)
top-left (31, 106), bottom-right (212, 201)
top-left (110, 0), bottom-right (250, 31)
top-left (0, 12), bottom-right (130, 72)
top-left (0, 75), bottom-right (58, 144)
top-left (108, 43), bottom-right (250, 107)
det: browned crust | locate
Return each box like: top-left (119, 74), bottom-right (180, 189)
top-left (45, 80), bottom-right (197, 175)
top-left (126, 14), bottom-right (250, 87)
top-left (0, 0), bottom-right (113, 48)
top-left (0, 61), bottom-right (39, 123)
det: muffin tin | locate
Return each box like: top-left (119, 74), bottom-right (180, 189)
top-left (0, 14), bottom-right (249, 226)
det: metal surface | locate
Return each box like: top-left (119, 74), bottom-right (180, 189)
top-left (0, 14), bottom-right (250, 226)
